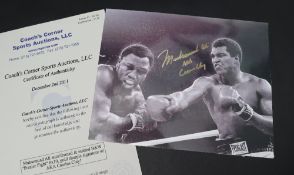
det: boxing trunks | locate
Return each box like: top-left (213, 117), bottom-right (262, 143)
top-left (216, 137), bottom-right (274, 158)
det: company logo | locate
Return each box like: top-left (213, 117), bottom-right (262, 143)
top-left (230, 141), bottom-right (249, 155)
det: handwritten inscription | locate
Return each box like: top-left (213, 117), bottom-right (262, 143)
top-left (179, 62), bottom-right (206, 77)
top-left (182, 58), bottom-right (193, 67)
top-left (157, 42), bottom-right (209, 69)
top-left (157, 42), bottom-right (209, 77)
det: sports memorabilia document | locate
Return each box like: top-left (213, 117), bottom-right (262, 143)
top-left (89, 9), bottom-right (274, 158)
top-left (0, 10), bottom-right (142, 175)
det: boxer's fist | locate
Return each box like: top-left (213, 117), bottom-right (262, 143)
top-left (146, 95), bottom-right (172, 122)
top-left (219, 86), bottom-right (253, 121)
top-left (219, 86), bottom-right (244, 111)
top-left (127, 113), bottom-right (144, 132)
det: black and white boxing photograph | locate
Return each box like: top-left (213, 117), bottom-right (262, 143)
top-left (88, 9), bottom-right (273, 158)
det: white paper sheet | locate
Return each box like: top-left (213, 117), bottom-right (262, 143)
top-left (0, 10), bottom-right (142, 175)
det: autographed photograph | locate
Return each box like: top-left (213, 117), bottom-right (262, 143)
top-left (89, 9), bottom-right (273, 158)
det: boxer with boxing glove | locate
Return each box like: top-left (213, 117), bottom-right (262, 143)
top-left (154, 38), bottom-right (273, 157)
top-left (89, 44), bottom-right (157, 142)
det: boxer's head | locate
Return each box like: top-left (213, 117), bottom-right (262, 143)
top-left (211, 38), bottom-right (242, 74)
top-left (116, 44), bottom-right (154, 89)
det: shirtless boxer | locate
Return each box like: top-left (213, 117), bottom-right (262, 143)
top-left (89, 44), bottom-right (155, 142)
top-left (150, 38), bottom-right (273, 157)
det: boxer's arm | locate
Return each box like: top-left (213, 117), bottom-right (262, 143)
top-left (89, 67), bottom-right (132, 138)
top-left (246, 79), bottom-right (273, 136)
top-left (166, 76), bottom-right (213, 114)
top-left (134, 91), bottom-right (147, 116)
top-left (134, 91), bottom-right (157, 131)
